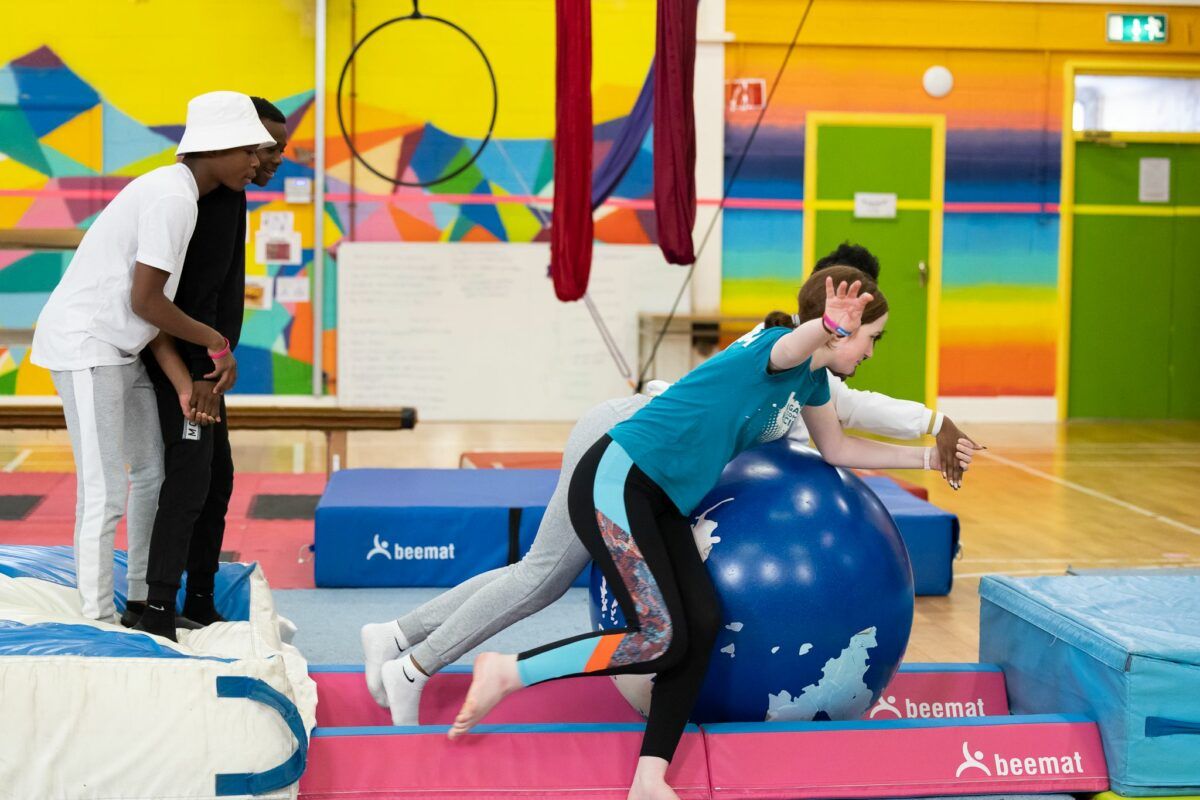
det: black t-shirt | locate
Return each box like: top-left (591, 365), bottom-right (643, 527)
top-left (144, 185), bottom-right (246, 381)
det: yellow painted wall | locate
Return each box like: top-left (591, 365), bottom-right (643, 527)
top-left (730, 0), bottom-right (1200, 53)
top-left (0, 0), bottom-right (315, 123)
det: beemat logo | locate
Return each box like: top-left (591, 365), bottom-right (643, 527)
top-left (955, 741), bottom-right (1087, 778)
top-left (869, 695), bottom-right (987, 719)
top-left (366, 534), bottom-right (456, 561)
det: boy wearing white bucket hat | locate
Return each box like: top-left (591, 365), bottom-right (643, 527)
top-left (31, 91), bottom-right (274, 625)
top-left (128, 97), bottom-right (291, 639)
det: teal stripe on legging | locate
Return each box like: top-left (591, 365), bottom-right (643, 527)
top-left (593, 440), bottom-right (634, 533)
top-left (517, 636), bottom-right (602, 686)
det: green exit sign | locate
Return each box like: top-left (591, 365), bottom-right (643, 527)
top-left (1107, 14), bottom-right (1168, 44)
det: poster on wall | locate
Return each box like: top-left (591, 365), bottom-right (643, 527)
top-left (854, 193), bottom-right (898, 219)
top-left (244, 275), bottom-right (274, 311)
top-left (255, 211), bottom-right (302, 265)
top-left (337, 243), bottom-right (689, 420)
top-left (275, 275), bottom-right (310, 304)
top-left (1138, 158), bottom-right (1170, 203)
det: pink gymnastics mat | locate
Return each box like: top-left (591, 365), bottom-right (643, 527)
top-left (298, 664), bottom-right (1108, 799)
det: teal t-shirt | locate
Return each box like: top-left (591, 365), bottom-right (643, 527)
top-left (610, 326), bottom-right (831, 514)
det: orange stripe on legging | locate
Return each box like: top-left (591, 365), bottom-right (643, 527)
top-left (584, 633), bottom-right (625, 672)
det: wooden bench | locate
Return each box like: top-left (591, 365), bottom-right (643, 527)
top-left (0, 396), bottom-right (417, 474)
top-left (0, 228), bottom-right (85, 250)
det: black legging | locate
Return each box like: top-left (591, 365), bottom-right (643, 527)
top-left (515, 435), bottom-right (721, 761)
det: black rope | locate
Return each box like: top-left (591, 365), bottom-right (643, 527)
top-left (636, 0), bottom-right (815, 391)
top-left (335, 1), bottom-right (499, 188)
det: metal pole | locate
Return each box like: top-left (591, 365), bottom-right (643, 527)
top-left (349, 0), bottom-right (357, 241)
top-left (312, 0), bottom-right (327, 396)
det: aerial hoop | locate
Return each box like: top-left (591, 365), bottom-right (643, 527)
top-left (335, 0), bottom-right (499, 188)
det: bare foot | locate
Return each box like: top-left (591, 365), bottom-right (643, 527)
top-left (628, 782), bottom-right (679, 800)
top-left (628, 756), bottom-right (678, 800)
top-left (447, 652), bottom-right (521, 739)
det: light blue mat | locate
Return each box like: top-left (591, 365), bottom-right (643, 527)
top-left (274, 587), bottom-right (591, 665)
top-left (981, 575), bottom-right (1200, 796)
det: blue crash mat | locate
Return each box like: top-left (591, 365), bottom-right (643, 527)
top-left (314, 468), bottom-right (561, 587)
top-left (980, 575), bottom-right (1200, 797)
top-left (862, 476), bottom-right (959, 595)
top-left (315, 469), bottom-right (958, 595)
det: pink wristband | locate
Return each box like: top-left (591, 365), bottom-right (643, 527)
top-left (822, 314), bottom-right (852, 338)
top-left (208, 337), bottom-right (231, 359)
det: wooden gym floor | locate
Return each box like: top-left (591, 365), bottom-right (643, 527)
top-left (2, 420), bottom-right (1198, 664)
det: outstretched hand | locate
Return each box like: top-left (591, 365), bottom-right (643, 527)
top-left (928, 435), bottom-right (982, 491)
top-left (937, 417), bottom-right (985, 490)
top-left (823, 277), bottom-right (874, 336)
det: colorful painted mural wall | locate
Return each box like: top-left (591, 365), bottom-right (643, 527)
top-left (0, 0), bottom-right (657, 395)
top-left (1, 1), bottom-right (1196, 398)
top-left (0, 0), bottom-right (316, 394)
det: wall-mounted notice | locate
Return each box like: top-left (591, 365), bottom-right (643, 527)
top-left (854, 192), bottom-right (898, 219)
top-left (244, 275), bottom-right (274, 311)
top-left (275, 275), bottom-right (310, 304)
top-left (256, 211), bottom-right (302, 265)
top-left (1138, 158), bottom-right (1170, 203)
top-left (337, 243), bottom-right (690, 420)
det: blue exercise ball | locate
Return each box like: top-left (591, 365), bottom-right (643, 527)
top-left (590, 439), bottom-right (914, 724)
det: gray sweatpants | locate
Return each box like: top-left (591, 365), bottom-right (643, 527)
top-left (52, 361), bottom-right (165, 620)
top-left (397, 394), bottom-right (650, 673)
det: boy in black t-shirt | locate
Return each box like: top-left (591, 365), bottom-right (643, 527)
top-left (129, 98), bottom-right (290, 640)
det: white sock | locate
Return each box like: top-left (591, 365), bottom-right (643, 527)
top-left (381, 653), bottom-right (429, 726)
top-left (361, 621), bottom-right (409, 707)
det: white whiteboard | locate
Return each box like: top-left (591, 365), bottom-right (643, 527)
top-left (337, 242), bottom-right (690, 420)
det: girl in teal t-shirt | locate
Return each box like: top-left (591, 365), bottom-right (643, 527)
top-left (448, 268), bottom-right (972, 800)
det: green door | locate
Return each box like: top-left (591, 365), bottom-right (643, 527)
top-left (804, 114), bottom-right (944, 407)
top-left (1068, 141), bottom-right (1200, 419)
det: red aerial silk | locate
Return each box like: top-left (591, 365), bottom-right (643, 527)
top-left (653, 0), bottom-right (697, 265)
top-left (550, 0), bottom-right (593, 302)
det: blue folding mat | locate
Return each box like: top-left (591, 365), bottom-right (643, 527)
top-left (860, 475), bottom-right (959, 595)
top-left (315, 469), bottom-right (563, 587)
top-left (314, 468), bottom-right (959, 594)
top-left (979, 575), bottom-right (1200, 797)
top-left (0, 544), bottom-right (256, 620)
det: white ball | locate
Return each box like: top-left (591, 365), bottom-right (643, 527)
top-left (922, 65), bottom-right (954, 98)
top-left (612, 674), bottom-right (653, 718)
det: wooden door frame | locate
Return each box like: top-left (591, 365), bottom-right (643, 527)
top-left (803, 112), bottom-right (946, 409)
top-left (1057, 60), bottom-right (1200, 420)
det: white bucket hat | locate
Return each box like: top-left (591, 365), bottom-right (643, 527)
top-left (176, 91), bottom-right (276, 156)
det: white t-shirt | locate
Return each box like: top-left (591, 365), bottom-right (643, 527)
top-left (31, 164), bottom-right (199, 371)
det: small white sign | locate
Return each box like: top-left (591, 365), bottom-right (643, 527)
top-left (284, 177), bottom-right (313, 204)
top-left (255, 230), bottom-right (303, 265)
top-left (244, 274), bottom-right (274, 310)
top-left (854, 192), bottom-right (898, 219)
top-left (275, 275), bottom-right (311, 304)
top-left (261, 211), bottom-right (295, 234)
top-left (1139, 158), bottom-right (1170, 203)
